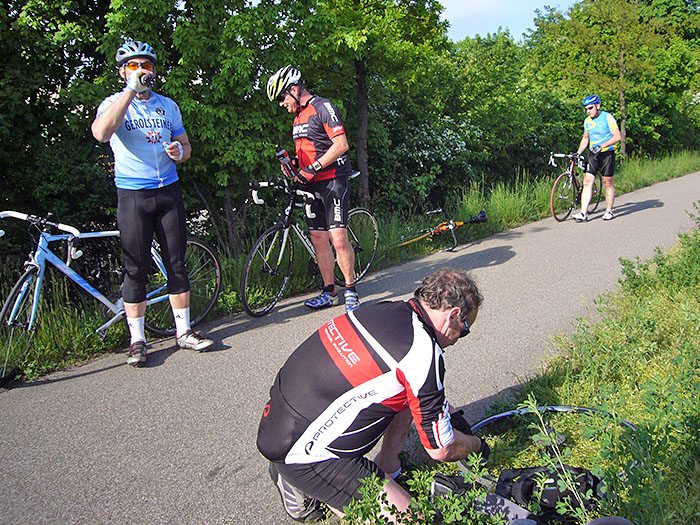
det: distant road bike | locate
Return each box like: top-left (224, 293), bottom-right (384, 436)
top-left (240, 163), bottom-right (378, 317)
top-left (549, 152), bottom-right (602, 222)
top-left (387, 208), bottom-right (488, 252)
top-left (0, 211), bottom-right (221, 387)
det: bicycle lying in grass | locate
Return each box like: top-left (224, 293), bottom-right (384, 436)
top-left (385, 208), bottom-right (488, 252)
top-left (240, 158), bottom-right (378, 317)
top-left (0, 211), bottom-right (221, 387)
top-left (549, 152), bottom-right (602, 222)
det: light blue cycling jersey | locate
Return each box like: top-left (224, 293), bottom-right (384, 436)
top-left (584, 110), bottom-right (619, 153)
top-left (97, 90), bottom-right (186, 190)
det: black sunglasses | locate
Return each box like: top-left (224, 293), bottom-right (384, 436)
top-left (277, 89), bottom-right (290, 103)
top-left (585, 105), bottom-right (596, 111)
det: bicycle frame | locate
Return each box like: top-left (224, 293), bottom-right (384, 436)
top-left (392, 208), bottom-right (488, 252)
top-left (1, 214), bottom-right (172, 338)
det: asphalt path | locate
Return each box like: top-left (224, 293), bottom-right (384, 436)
top-left (1, 172), bottom-right (699, 524)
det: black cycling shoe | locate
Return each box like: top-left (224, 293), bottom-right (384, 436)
top-left (268, 462), bottom-right (326, 522)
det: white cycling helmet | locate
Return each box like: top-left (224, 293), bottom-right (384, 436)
top-left (115, 41), bottom-right (157, 66)
top-left (267, 66), bottom-right (302, 101)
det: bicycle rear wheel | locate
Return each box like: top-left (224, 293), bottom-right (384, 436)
top-left (550, 173), bottom-right (576, 222)
top-left (334, 207), bottom-right (379, 286)
top-left (0, 267), bottom-right (39, 387)
top-left (588, 175), bottom-right (603, 214)
top-left (241, 224), bottom-right (294, 317)
top-left (144, 238), bottom-right (222, 337)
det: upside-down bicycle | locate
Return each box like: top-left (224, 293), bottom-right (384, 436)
top-left (0, 211), bottom-right (221, 387)
top-left (240, 156), bottom-right (378, 317)
top-left (549, 152), bottom-right (602, 222)
top-left (386, 208), bottom-right (488, 252)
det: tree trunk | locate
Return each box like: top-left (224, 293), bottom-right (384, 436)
top-left (618, 50), bottom-right (627, 159)
top-left (354, 58), bottom-right (370, 205)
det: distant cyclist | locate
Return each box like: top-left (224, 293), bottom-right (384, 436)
top-left (257, 268), bottom-right (488, 522)
top-left (266, 65), bottom-right (360, 312)
top-left (91, 40), bottom-right (213, 366)
top-left (573, 94), bottom-right (621, 222)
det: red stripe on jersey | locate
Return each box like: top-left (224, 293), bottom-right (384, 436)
top-left (381, 390), bottom-right (409, 412)
top-left (396, 368), bottom-right (442, 450)
top-left (323, 122), bottom-right (346, 139)
top-left (319, 315), bottom-right (383, 387)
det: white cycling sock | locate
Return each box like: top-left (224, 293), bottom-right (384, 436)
top-left (127, 316), bottom-right (146, 345)
top-left (172, 307), bottom-right (190, 338)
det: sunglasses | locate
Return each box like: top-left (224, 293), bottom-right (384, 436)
top-left (459, 318), bottom-right (471, 338)
top-left (277, 90), bottom-right (290, 103)
top-left (123, 61), bottom-right (155, 71)
top-left (585, 105), bottom-right (596, 111)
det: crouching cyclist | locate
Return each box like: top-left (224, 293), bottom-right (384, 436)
top-left (256, 268), bottom-right (489, 522)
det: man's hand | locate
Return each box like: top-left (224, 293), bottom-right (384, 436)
top-left (297, 161), bottom-right (322, 184)
top-left (127, 70), bottom-right (149, 93)
top-left (163, 141), bottom-right (183, 161)
top-left (590, 145), bottom-right (602, 154)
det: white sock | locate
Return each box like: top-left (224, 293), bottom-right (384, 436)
top-left (126, 316), bottom-right (146, 345)
top-left (172, 307), bottom-right (190, 338)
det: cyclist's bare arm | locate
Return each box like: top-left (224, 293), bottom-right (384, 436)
top-left (425, 430), bottom-right (481, 462)
top-left (316, 133), bottom-right (349, 169)
top-left (91, 90), bottom-right (137, 142)
top-left (576, 131), bottom-right (590, 155)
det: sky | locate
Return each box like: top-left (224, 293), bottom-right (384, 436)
top-left (439, 0), bottom-right (574, 42)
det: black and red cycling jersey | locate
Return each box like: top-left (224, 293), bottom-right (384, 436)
top-left (293, 95), bottom-right (353, 182)
top-left (257, 299), bottom-right (456, 465)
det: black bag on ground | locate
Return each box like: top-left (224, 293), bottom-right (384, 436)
top-left (495, 465), bottom-right (605, 512)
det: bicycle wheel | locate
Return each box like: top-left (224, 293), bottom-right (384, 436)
top-left (144, 238), bottom-right (222, 337)
top-left (241, 224), bottom-right (294, 317)
top-left (334, 207), bottom-right (379, 286)
top-left (0, 267), bottom-right (39, 387)
top-left (550, 173), bottom-right (576, 222)
top-left (588, 175), bottom-right (603, 214)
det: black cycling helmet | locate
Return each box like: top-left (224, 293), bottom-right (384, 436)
top-left (115, 41), bottom-right (157, 66)
top-left (583, 94), bottom-right (601, 106)
top-left (267, 66), bottom-right (302, 102)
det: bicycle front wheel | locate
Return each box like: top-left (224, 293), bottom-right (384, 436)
top-left (334, 207), bottom-right (379, 287)
top-left (550, 173), bottom-right (576, 222)
top-left (144, 238), bottom-right (222, 337)
top-left (0, 267), bottom-right (39, 387)
top-left (241, 224), bottom-right (294, 317)
top-left (588, 175), bottom-right (603, 214)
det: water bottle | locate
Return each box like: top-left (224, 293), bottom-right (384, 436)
top-left (276, 146), bottom-right (296, 179)
top-left (140, 74), bottom-right (155, 88)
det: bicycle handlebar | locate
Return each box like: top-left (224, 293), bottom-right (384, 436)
top-left (0, 210), bottom-right (82, 238)
top-left (249, 180), bottom-right (317, 219)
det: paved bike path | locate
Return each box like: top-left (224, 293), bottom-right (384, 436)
top-left (1, 172), bottom-right (698, 524)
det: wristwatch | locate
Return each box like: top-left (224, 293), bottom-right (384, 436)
top-left (311, 160), bottom-right (322, 172)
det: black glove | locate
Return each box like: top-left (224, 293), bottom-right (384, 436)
top-left (450, 409), bottom-right (473, 435)
top-left (590, 145), bottom-right (602, 154)
top-left (477, 437), bottom-right (490, 461)
top-left (297, 160), bottom-right (322, 184)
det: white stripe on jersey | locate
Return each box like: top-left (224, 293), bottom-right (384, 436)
top-left (285, 373), bottom-right (403, 464)
top-left (347, 310), bottom-right (399, 369)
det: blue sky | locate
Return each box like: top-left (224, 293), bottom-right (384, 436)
top-left (439, 0), bottom-right (574, 42)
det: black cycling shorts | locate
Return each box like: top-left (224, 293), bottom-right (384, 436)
top-left (116, 181), bottom-right (189, 303)
top-left (273, 457), bottom-right (384, 511)
top-left (586, 150), bottom-right (615, 177)
top-left (305, 176), bottom-right (349, 231)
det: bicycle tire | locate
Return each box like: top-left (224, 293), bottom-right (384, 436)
top-left (550, 172), bottom-right (576, 222)
top-left (0, 267), bottom-right (40, 387)
top-left (144, 238), bottom-right (222, 337)
top-left (589, 175), bottom-right (603, 214)
top-left (241, 224), bottom-right (294, 317)
top-left (334, 207), bottom-right (379, 286)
